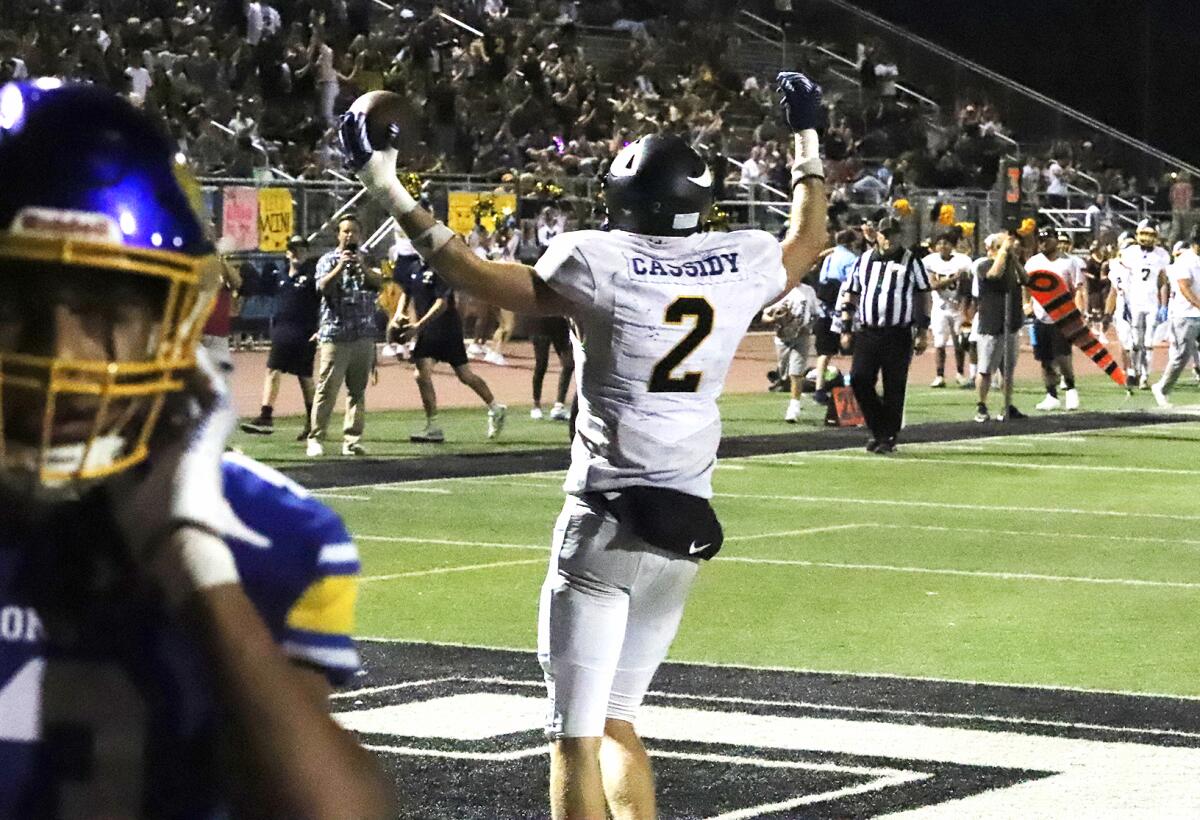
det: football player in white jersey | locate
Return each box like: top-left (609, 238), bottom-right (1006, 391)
top-left (1025, 229), bottom-right (1087, 410)
top-left (1115, 219), bottom-right (1171, 388)
top-left (922, 229), bottom-right (974, 387)
top-left (340, 72), bottom-right (827, 819)
top-left (1104, 233), bottom-right (1136, 376)
top-left (1152, 230), bottom-right (1200, 406)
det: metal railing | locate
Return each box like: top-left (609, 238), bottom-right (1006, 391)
top-left (813, 0), bottom-right (1200, 179)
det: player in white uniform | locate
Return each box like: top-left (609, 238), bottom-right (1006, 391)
top-left (1026, 229), bottom-right (1087, 410)
top-left (340, 73), bottom-right (828, 819)
top-left (1152, 229), bottom-right (1200, 406)
top-left (1115, 220), bottom-right (1171, 388)
top-left (922, 229), bottom-right (975, 387)
top-left (762, 279), bottom-right (818, 421)
top-left (1104, 234), bottom-right (1135, 375)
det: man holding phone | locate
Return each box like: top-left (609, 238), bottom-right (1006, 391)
top-left (307, 214), bottom-right (385, 456)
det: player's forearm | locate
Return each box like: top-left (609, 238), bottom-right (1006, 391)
top-left (377, 193), bottom-right (566, 315)
top-left (1181, 281), bottom-right (1200, 311)
top-left (781, 129), bottom-right (827, 289)
top-left (180, 570), bottom-right (393, 818)
top-left (417, 298), bottom-right (447, 326)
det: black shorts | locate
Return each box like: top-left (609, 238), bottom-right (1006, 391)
top-left (813, 316), bottom-right (840, 356)
top-left (266, 337), bottom-right (316, 377)
top-left (531, 316), bottom-right (571, 355)
top-left (413, 312), bottom-right (468, 367)
top-left (1032, 322), bottom-right (1072, 363)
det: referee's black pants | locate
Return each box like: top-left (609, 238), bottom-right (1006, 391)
top-left (850, 325), bottom-right (914, 442)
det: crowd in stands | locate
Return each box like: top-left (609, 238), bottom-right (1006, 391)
top-left (0, 0), bottom-right (1190, 235)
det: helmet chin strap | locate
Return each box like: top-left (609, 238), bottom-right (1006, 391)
top-left (3, 434), bottom-right (127, 493)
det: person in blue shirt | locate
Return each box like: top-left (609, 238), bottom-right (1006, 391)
top-left (813, 227), bottom-right (862, 402)
top-left (0, 81), bottom-right (390, 818)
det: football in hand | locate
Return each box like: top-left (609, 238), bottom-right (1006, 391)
top-left (347, 90), bottom-right (410, 152)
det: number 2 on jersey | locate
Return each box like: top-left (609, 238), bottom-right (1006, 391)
top-left (648, 296), bottom-right (714, 392)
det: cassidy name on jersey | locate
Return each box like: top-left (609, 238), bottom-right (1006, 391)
top-left (628, 252), bottom-right (741, 278)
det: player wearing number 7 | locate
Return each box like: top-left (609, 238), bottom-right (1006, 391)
top-left (342, 71), bottom-right (826, 819)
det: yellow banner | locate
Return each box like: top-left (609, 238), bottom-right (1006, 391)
top-left (447, 191), bottom-right (517, 236)
top-left (257, 188), bottom-right (294, 252)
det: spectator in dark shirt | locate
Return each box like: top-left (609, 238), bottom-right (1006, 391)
top-left (388, 229), bottom-right (507, 443)
top-left (242, 236), bottom-right (321, 438)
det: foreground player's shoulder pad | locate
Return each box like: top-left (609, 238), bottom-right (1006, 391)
top-left (220, 453), bottom-right (361, 684)
top-left (734, 228), bottom-right (788, 288)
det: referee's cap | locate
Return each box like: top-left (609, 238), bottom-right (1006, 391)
top-left (876, 216), bottom-right (902, 236)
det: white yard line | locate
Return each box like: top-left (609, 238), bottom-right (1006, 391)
top-left (331, 676), bottom-right (458, 700)
top-left (359, 558), bottom-right (543, 583)
top-left (369, 485), bottom-right (452, 494)
top-left (782, 452), bottom-right (1200, 476)
top-left (309, 491), bottom-right (372, 501)
top-left (357, 535), bottom-right (546, 551)
top-left (714, 491), bottom-right (1200, 522)
top-left (719, 555), bottom-right (1200, 589)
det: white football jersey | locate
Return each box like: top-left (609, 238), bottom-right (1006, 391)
top-left (922, 251), bottom-right (973, 312)
top-left (536, 228), bottom-right (787, 498)
top-left (1168, 249), bottom-right (1200, 320)
top-left (1025, 252), bottom-right (1083, 324)
top-left (1117, 245), bottom-right (1170, 314)
top-left (1107, 257), bottom-right (1129, 316)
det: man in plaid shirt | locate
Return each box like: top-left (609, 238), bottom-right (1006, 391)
top-left (306, 214), bottom-right (385, 456)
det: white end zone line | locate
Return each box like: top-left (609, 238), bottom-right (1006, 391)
top-left (351, 636), bottom-right (1200, 703)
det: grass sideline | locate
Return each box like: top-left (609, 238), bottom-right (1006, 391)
top-left (231, 371), bottom-right (1196, 466)
top-left (320, 417), bottom-right (1200, 698)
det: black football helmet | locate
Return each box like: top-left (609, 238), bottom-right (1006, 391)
top-left (603, 135), bottom-right (714, 237)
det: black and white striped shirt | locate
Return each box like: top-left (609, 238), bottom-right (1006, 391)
top-left (845, 248), bottom-right (931, 327)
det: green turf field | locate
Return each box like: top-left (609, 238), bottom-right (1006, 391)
top-left (231, 370), bottom-right (1195, 465)
top-left (315, 412), bottom-right (1200, 699)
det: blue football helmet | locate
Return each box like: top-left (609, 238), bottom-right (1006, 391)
top-left (603, 134), bottom-right (714, 237)
top-left (0, 80), bottom-right (219, 489)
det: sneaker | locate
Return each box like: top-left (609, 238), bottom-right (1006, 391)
top-left (1151, 382), bottom-right (1172, 408)
top-left (930, 376), bottom-right (946, 388)
top-left (974, 403), bottom-right (989, 423)
top-left (1035, 394), bottom-right (1061, 411)
top-left (1005, 405), bottom-right (1028, 420)
top-left (1065, 388), bottom-right (1080, 411)
top-left (956, 374), bottom-right (971, 388)
top-left (487, 404), bottom-right (507, 439)
top-left (240, 416), bottom-right (274, 435)
top-left (768, 381), bottom-right (789, 393)
top-left (530, 407), bottom-right (544, 420)
top-left (410, 425), bottom-right (445, 443)
top-left (549, 402), bottom-right (570, 421)
top-left (305, 439), bottom-right (324, 457)
top-left (467, 342), bottom-right (486, 359)
top-left (483, 349), bottom-right (508, 366)
top-left (812, 388), bottom-right (829, 405)
top-left (876, 436), bottom-right (897, 454)
top-left (865, 437), bottom-right (880, 453)
top-left (342, 442), bottom-right (367, 456)
top-left (784, 399), bottom-right (801, 423)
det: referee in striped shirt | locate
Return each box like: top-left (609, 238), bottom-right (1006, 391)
top-left (838, 217), bottom-right (932, 453)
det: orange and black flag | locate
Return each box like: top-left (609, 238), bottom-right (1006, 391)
top-left (1027, 270), bottom-right (1127, 387)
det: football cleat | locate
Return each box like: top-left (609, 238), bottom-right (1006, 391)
top-left (1035, 394), bottom-right (1061, 411)
top-left (1064, 388), bottom-right (1080, 410)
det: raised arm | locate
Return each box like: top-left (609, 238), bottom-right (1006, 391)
top-left (338, 115), bottom-right (570, 316)
top-left (775, 72), bottom-right (828, 291)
